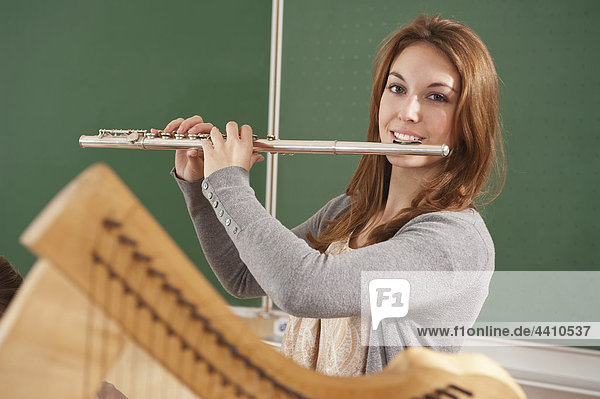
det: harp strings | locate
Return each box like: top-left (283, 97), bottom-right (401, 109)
top-left (83, 217), bottom-right (308, 399)
top-left (117, 234), bottom-right (143, 397)
top-left (101, 219), bottom-right (120, 387)
top-left (83, 221), bottom-right (105, 398)
top-left (113, 232), bottom-right (142, 396)
top-left (85, 218), bottom-right (133, 398)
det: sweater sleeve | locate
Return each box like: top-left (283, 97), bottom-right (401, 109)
top-left (199, 166), bottom-right (494, 320)
top-left (172, 169), bottom-right (350, 299)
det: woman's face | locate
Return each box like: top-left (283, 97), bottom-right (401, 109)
top-left (379, 42), bottom-right (460, 169)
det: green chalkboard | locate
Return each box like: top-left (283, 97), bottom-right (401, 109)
top-left (0, 0), bottom-right (272, 306)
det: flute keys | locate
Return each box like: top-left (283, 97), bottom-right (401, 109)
top-left (175, 134), bottom-right (185, 140)
top-left (127, 131), bottom-right (140, 142)
top-left (188, 134), bottom-right (198, 140)
top-left (161, 132), bottom-right (173, 139)
top-left (144, 132), bottom-right (157, 139)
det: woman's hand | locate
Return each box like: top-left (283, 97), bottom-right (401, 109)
top-left (156, 115), bottom-right (213, 182)
top-left (202, 121), bottom-right (264, 177)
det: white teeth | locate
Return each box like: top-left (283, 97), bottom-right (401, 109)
top-left (393, 132), bottom-right (422, 141)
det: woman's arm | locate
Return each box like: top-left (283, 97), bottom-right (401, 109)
top-left (165, 116), bottom-right (270, 298)
top-left (174, 170), bottom-right (350, 299)
top-left (174, 172), bottom-right (265, 298)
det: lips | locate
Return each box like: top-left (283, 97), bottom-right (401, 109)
top-left (391, 130), bottom-right (425, 142)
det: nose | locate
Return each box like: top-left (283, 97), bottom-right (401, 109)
top-left (398, 95), bottom-right (420, 123)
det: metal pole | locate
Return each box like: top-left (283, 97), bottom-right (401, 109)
top-left (263, 0), bottom-right (284, 316)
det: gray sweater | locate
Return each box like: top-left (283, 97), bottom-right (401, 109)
top-left (174, 166), bottom-right (494, 374)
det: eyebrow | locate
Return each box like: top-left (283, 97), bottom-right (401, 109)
top-left (389, 72), bottom-right (458, 93)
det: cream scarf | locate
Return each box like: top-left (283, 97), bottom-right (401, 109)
top-left (280, 238), bottom-right (367, 377)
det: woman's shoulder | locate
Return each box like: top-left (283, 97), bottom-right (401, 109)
top-left (398, 208), bottom-right (494, 260)
top-left (404, 208), bottom-right (488, 230)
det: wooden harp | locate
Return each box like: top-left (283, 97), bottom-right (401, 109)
top-left (0, 163), bottom-right (526, 398)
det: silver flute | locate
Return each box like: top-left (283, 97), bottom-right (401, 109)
top-left (79, 129), bottom-right (450, 157)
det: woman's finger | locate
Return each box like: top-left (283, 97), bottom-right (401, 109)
top-left (200, 138), bottom-right (213, 155)
top-left (186, 148), bottom-right (199, 158)
top-left (178, 115), bottom-right (204, 134)
top-left (239, 124), bottom-right (253, 145)
top-left (225, 121), bottom-right (240, 141)
top-left (250, 153), bottom-right (265, 166)
top-left (209, 126), bottom-right (225, 148)
top-left (188, 122), bottom-right (214, 135)
top-left (164, 117), bottom-right (185, 133)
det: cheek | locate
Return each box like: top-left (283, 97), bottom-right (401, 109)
top-left (378, 102), bottom-right (386, 126)
top-left (378, 97), bottom-right (394, 128)
top-left (431, 109), bottom-right (454, 139)
top-left (377, 106), bottom-right (387, 137)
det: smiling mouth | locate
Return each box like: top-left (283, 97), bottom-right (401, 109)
top-left (392, 131), bottom-right (424, 142)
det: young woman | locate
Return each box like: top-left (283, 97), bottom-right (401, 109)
top-left (165, 14), bottom-right (504, 376)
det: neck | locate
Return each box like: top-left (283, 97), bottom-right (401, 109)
top-left (350, 163), bottom-right (438, 249)
top-left (380, 164), bottom-right (437, 223)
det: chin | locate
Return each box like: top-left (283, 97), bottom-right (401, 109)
top-left (386, 155), bottom-right (438, 169)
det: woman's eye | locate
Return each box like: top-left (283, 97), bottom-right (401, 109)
top-left (389, 84), bottom-right (405, 94)
top-left (428, 93), bottom-right (448, 102)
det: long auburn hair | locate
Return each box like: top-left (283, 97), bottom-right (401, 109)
top-left (307, 14), bottom-right (505, 252)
